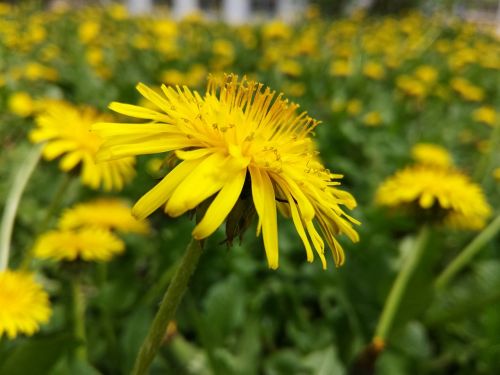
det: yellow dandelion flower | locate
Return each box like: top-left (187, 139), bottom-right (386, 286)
top-left (93, 74), bottom-right (360, 269)
top-left (23, 62), bottom-right (58, 82)
top-left (414, 65), bottom-right (438, 84)
top-left (362, 111), bottom-right (382, 127)
top-left (160, 69), bottom-right (187, 86)
top-left (411, 143), bottom-right (452, 168)
top-left (450, 78), bottom-right (485, 102)
top-left (362, 61), bottom-right (385, 80)
top-left (58, 199), bottom-right (150, 234)
top-left (29, 102), bottom-right (136, 191)
top-left (278, 60), bottom-right (303, 77)
top-left (396, 75), bottom-right (426, 99)
top-left (472, 106), bottom-right (497, 127)
top-left (376, 165), bottom-right (491, 230)
top-left (262, 21), bottom-right (291, 40)
top-left (8, 91), bottom-right (34, 117)
top-left (346, 99), bottom-right (362, 116)
top-left (78, 21), bottom-right (100, 43)
top-left (34, 228), bottom-right (125, 262)
top-left (0, 270), bottom-right (51, 339)
top-left (492, 167), bottom-right (500, 181)
top-left (329, 60), bottom-right (352, 77)
top-left (281, 82), bottom-right (306, 97)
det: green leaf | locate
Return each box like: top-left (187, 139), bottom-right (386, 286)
top-left (427, 260), bottom-right (500, 326)
top-left (201, 275), bottom-right (245, 345)
top-left (0, 334), bottom-right (77, 375)
top-left (304, 346), bottom-right (345, 375)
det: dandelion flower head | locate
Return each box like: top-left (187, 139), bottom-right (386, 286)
top-left (0, 270), bottom-right (51, 339)
top-left (94, 74), bottom-right (360, 269)
top-left (58, 198), bottom-right (150, 234)
top-left (376, 164), bottom-right (491, 230)
top-left (34, 228), bottom-right (125, 262)
top-left (29, 102), bottom-right (136, 191)
top-left (411, 143), bottom-right (452, 169)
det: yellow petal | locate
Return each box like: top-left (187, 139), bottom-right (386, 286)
top-left (165, 153), bottom-right (228, 217)
top-left (43, 140), bottom-right (76, 160)
top-left (59, 151), bottom-right (82, 171)
top-left (108, 102), bottom-right (171, 121)
top-left (136, 82), bottom-right (170, 110)
top-left (283, 189), bottom-right (314, 262)
top-left (277, 174), bottom-right (315, 222)
top-left (305, 220), bottom-right (326, 269)
top-left (250, 167), bottom-right (279, 269)
top-left (175, 148), bottom-right (215, 160)
top-left (192, 168), bottom-right (246, 239)
top-left (419, 193), bottom-right (434, 208)
top-left (133, 158), bottom-right (201, 220)
top-left (98, 136), bottom-right (193, 160)
top-left (92, 122), bottom-right (178, 136)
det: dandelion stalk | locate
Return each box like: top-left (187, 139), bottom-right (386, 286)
top-left (373, 225), bottom-right (431, 343)
top-left (71, 274), bottom-right (88, 360)
top-left (435, 214), bottom-right (500, 290)
top-left (132, 239), bottom-right (203, 375)
top-left (0, 144), bottom-right (42, 271)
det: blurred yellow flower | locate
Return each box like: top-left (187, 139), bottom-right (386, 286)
top-left (411, 143), bottom-right (452, 168)
top-left (376, 165), bottom-right (491, 230)
top-left (94, 74), bottom-right (359, 269)
top-left (8, 92), bottom-right (34, 117)
top-left (59, 199), bottom-right (150, 234)
top-left (362, 111), bottom-right (383, 127)
top-left (0, 270), bottom-right (51, 339)
top-left (414, 65), bottom-right (438, 84)
top-left (34, 228), bottom-right (125, 262)
top-left (85, 47), bottom-right (104, 66)
top-left (29, 102), bottom-right (136, 191)
top-left (278, 59), bottom-right (302, 77)
top-left (346, 99), bottom-right (362, 115)
top-left (396, 75), bottom-right (426, 99)
top-left (329, 60), bottom-right (352, 77)
top-left (212, 39), bottom-right (234, 59)
top-left (282, 82), bottom-right (306, 97)
top-left (451, 77), bottom-right (485, 102)
top-left (160, 69), bottom-right (186, 86)
top-left (262, 21), bottom-right (291, 40)
top-left (362, 61), bottom-right (385, 80)
top-left (472, 106), bottom-right (497, 127)
top-left (79, 21), bottom-right (100, 43)
top-left (109, 4), bottom-right (128, 20)
top-left (494, 168), bottom-right (500, 181)
top-left (23, 62), bottom-right (58, 81)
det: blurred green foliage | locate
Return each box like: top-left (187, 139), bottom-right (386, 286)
top-left (0, 3), bottom-right (499, 374)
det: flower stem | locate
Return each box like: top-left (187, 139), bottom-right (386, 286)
top-left (71, 274), bottom-right (87, 360)
top-left (132, 239), bottom-right (203, 375)
top-left (435, 214), bottom-right (500, 290)
top-left (0, 144), bottom-right (42, 272)
top-left (373, 225), bottom-right (431, 344)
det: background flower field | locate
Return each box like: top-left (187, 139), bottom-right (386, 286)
top-left (1, 2), bottom-right (499, 374)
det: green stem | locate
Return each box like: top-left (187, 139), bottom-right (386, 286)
top-left (0, 144), bottom-right (42, 271)
top-left (132, 239), bottom-right (203, 375)
top-left (71, 275), bottom-right (87, 360)
top-left (435, 214), bottom-right (500, 290)
top-left (373, 226), bottom-right (431, 343)
top-left (20, 173), bottom-right (73, 269)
